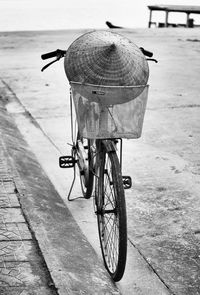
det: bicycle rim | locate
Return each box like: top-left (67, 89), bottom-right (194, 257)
top-left (96, 142), bottom-right (127, 281)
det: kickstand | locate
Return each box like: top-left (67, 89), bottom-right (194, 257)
top-left (67, 164), bottom-right (76, 201)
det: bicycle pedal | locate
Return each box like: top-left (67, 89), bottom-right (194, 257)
top-left (59, 156), bottom-right (76, 168)
top-left (122, 176), bottom-right (132, 189)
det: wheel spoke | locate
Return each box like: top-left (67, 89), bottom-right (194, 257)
top-left (106, 218), bottom-right (118, 271)
top-left (104, 167), bottom-right (115, 208)
top-left (100, 215), bottom-right (118, 272)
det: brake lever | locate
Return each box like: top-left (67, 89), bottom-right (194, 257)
top-left (41, 58), bottom-right (60, 72)
top-left (147, 58), bottom-right (158, 63)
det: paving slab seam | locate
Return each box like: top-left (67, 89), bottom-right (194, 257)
top-left (13, 183), bottom-right (60, 293)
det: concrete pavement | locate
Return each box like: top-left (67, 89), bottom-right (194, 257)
top-left (1, 28), bottom-right (200, 294)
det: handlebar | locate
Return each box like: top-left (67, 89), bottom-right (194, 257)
top-left (139, 47), bottom-right (153, 58)
top-left (41, 46), bottom-right (156, 72)
top-left (140, 47), bottom-right (158, 63)
top-left (41, 49), bottom-right (66, 71)
top-left (41, 48), bottom-right (153, 59)
top-left (41, 49), bottom-right (66, 60)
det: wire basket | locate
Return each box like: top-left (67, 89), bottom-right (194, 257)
top-left (70, 82), bottom-right (149, 139)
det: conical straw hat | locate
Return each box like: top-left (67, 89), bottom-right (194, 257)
top-left (64, 30), bottom-right (149, 87)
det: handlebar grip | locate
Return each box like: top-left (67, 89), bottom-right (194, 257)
top-left (41, 50), bottom-right (58, 60)
top-left (140, 47), bottom-right (153, 58)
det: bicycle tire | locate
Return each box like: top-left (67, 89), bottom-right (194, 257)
top-left (95, 140), bottom-right (127, 281)
top-left (76, 133), bottom-right (94, 199)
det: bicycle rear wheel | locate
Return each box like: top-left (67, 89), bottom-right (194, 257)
top-left (76, 133), bottom-right (94, 199)
top-left (95, 140), bottom-right (127, 281)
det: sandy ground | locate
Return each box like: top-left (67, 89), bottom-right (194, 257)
top-left (0, 28), bottom-right (200, 294)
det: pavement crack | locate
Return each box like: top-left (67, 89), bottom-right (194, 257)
top-left (11, 181), bottom-right (59, 294)
top-left (168, 104), bottom-right (200, 109)
top-left (148, 104), bottom-right (200, 110)
top-left (128, 238), bottom-right (175, 295)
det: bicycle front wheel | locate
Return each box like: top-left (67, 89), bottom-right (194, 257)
top-left (96, 140), bottom-right (127, 282)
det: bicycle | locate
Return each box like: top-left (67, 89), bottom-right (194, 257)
top-left (41, 31), bottom-right (156, 282)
